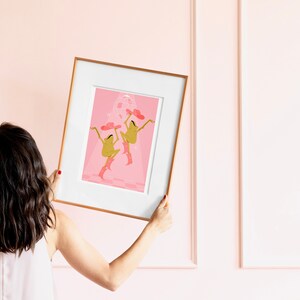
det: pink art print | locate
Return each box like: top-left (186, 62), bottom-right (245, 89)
top-left (81, 87), bottom-right (159, 193)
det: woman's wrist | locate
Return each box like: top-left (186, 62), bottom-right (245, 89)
top-left (145, 220), bottom-right (161, 237)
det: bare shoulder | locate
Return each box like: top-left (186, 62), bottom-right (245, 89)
top-left (53, 209), bottom-right (84, 252)
top-left (52, 209), bottom-right (76, 238)
top-left (45, 209), bottom-right (76, 259)
top-left (54, 209), bottom-right (71, 227)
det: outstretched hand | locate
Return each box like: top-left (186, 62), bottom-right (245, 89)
top-left (148, 195), bottom-right (172, 234)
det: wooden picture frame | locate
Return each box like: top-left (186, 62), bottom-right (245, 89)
top-left (55, 57), bottom-right (187, 221)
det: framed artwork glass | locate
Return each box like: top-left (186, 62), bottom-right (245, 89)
top-left (55, 57), bottom-right (187, 220)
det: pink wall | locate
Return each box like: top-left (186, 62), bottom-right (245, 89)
top-left (2, 0), bottom-right (300, 299)
top-left (240, 0), bottom-right (300, 267)
top-left (1, 0), bottom-right (193, 299)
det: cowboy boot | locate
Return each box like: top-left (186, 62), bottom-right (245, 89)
top-left (122, 142), bottom-right (129, 154)
top-left (126, 153), bottom-right (132, 165)
top-left (106, 157), bottom-right (114, 170)
top-left (99, 165), bottom-right (108, 179)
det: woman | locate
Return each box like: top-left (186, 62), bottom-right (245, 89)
top-left (0, 122), bottom-right (172, 300)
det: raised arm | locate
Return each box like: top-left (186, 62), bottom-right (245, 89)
top-left (124, 114), bottom-right (131, 129)
top-left (90, 127), bottom-right (104, 143)
top-left (113, 128), bottom-right (119, 145)
top-left (108, 197), bottom-right (171, 288)
top-left (55, 196), bottom-right (171, 291)
top-left (137, 119), bottom-right (154, 132)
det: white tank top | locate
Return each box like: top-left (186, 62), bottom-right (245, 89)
top-left (0, 236), bottom-right (57, 300)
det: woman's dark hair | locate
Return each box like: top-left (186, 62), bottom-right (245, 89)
top-left (0, 122), bottom-right (56, 254)
top-left (131, 120), bottom-right (136, 127)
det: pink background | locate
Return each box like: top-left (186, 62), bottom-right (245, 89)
top-left (82, 88), bottom-right (159, 192)
top-left (2, 0), bottom-right (300, 300)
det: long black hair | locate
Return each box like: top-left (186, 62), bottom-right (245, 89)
top-left (0, 122), bottom-right (56, 254)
